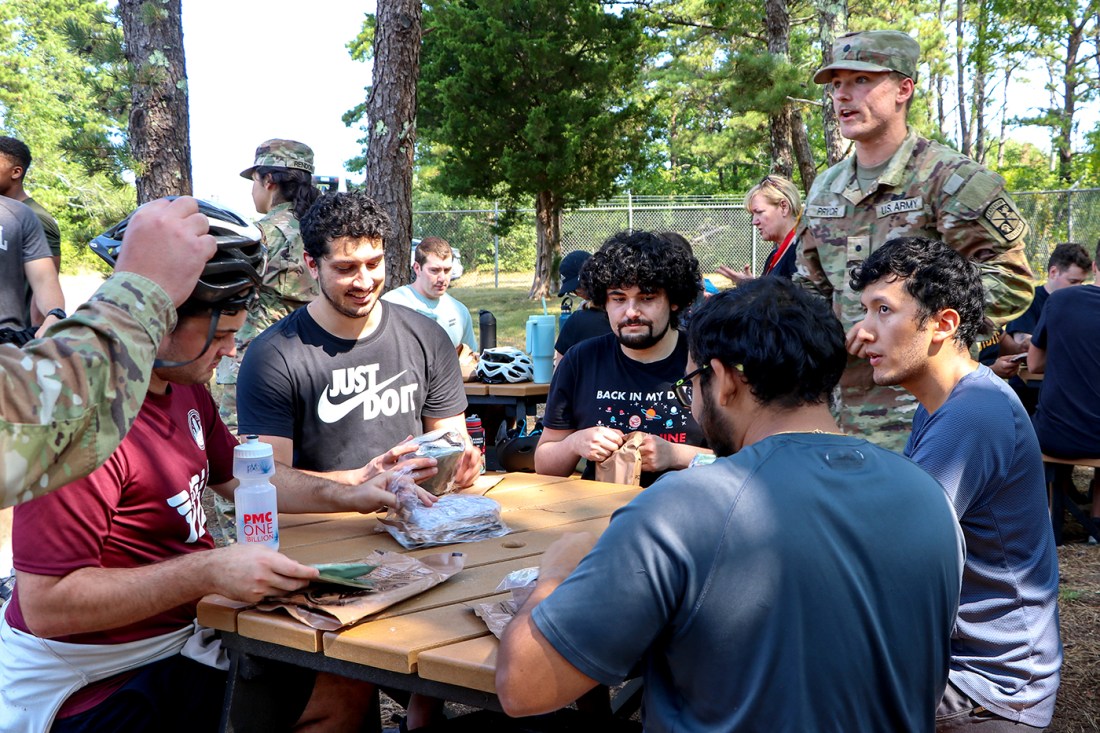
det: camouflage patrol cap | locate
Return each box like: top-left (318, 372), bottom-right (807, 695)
top-left (813, 30), bottom-right (919, 84)
top-left (239, 138), bottom-right (315, 179)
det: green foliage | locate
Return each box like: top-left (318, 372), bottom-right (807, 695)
top-left (412, 154), bottom-right (537, 276)
top-left (998, 140), bottom-right (1059, 191)
top-left (362, 0), bottom-right (1099, 210)
top-left (347, 13), bottom-right (376, 63)
top-left (449, 277), bottom-right (562, 348)
top-left (416, 0), bottom-right (652, 218)
top-left (0, 0), bottom-right (135, 273)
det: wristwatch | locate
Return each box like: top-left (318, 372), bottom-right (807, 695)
top-left (46, 308), bottom-right (67, 320)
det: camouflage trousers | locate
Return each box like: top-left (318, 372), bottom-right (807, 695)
top-left (832, 383), bottom-right (918, 454)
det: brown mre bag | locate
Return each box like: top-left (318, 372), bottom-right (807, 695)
top-left (595, 431), bottom-right (645, 486)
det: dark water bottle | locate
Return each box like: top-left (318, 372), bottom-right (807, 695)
top-left (465, 414), bottom-right (487, 474)
top-left (479, 310), bottom-right (497, 353)
top-left (559, 296), bottom-right (573, 330)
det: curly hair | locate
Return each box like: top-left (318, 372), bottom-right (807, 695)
top-left (688, 277), bottom-right (846, 408)
top-left (300, 191), bottom-right (392, 260)
top-left (581, 230), bottom-right (702, 328)
top-left (849, 236), bottom-right (986, 347)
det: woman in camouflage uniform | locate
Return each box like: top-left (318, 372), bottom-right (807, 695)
top-left (214, 139), bottom-right (320, 431)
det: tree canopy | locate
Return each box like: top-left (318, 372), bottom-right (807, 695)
top-left (416, 0), bottom-right (652, 296)
top-left (0, 0), bottom-right (133, 269)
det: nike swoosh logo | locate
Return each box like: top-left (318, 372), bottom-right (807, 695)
top-left (316, 370), bottom-right (408, 423)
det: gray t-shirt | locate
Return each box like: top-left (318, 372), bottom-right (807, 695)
top-left (237, 303), bottom-right (467, 471)
top-left (534, 433), bottom-right (964, 733)
top-left (906, 366), bottom-right (1062, 726)
top-left (0, 197), bottom-right (50, 330)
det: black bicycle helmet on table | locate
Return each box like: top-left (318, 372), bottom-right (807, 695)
top-left (90, 198), bottom-right (267, 367)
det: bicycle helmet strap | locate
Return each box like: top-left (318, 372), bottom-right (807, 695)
top-left (152, 307), bottom-right (225, 369)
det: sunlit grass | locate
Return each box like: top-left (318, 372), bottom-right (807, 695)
top-left (450, 272), bottom-right (562, 349)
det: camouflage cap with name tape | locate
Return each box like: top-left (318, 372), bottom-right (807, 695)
top-left (240, 138), bottom-right (314, 179)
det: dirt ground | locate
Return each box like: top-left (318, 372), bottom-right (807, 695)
top-left (1049, 476), bottom-right (1100, 733)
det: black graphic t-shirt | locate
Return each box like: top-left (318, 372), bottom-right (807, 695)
top-left (238, 304), bottom-right (467, 472)
top-left (544, 332), bottom-right (706, 486)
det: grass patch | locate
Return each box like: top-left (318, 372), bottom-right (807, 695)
top-left (451, 273), bottom-right (564, 350)
top-left (1061, 588), bottom-right (1085, 603)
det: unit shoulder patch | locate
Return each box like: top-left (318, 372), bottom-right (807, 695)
top-left (982, 197), bottom-right (1025, 242)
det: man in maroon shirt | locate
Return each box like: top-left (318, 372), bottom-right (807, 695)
top-left (0, 207), bottom-right (435, 732)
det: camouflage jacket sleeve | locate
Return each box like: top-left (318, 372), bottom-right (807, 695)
top-left (0, 273), bottom-right (174, 507)
top-left (934, 162), bottom-right (1035, 329)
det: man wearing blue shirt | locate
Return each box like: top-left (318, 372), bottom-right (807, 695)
top-left (498, 277), bottom-right (964, 732)
top-left (850, 236), bottom-right (1062, 731)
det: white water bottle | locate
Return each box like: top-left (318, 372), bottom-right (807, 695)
top-left (233, 435), bottom-right (279, 550)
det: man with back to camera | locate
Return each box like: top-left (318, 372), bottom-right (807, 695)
top-left (1027, 241), bottom-right (1100, 530)
top-left (0, 136), bottom-right (62, 326)
top-left (0, 180), bottom-right (65, 339)
top-left (497, 277), bottom-right (965, 731)
top-left (850, 237), bottom-right (1061, 731)
top-left (796, 29), bottom-right (1034, 451)
top-left (0, 203), bottom-right (436, 732)
top-left (535, 231), bottom-right (710, 487)
top-left (553, 249), bottom-right (611, 367)
top-left (382, 235), bottom-right (476, 352)
top-left (987, 242), bottom-right (1092, 414)
top-left (237, 190), bottom-right (481, 492)
top-left (1, 196), bottom-right (216, 507)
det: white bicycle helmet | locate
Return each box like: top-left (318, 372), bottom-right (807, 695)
top-left (476, 347), bottom-right (534, 384)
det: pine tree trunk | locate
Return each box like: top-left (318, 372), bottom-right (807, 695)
top-left (1057, 24), bottom-right (1083, 184)
top-left (935, 0), bottom-right (948, 137)
top-left (365, 0), bottom-right (422, 290)
top-left (117, 0), bottom-right (191, 203)
top-left (814, 0), bottom-right (847, 166)
top-left (765, 0), bottom-right (794, 177)
top-left (790, 108), bottom-right (816, 192)
top-left (955, 0), bottom-right (970, 157)
top-left (770, 108), bottom-right (795, 179)
top-left (530, 190), bottom-right (561, 300)
top-left (973, 68), bottom-right (987, 164)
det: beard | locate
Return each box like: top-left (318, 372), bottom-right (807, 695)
top-left (615, 317), bottom-right (670, 351)
top-left (318, 274), bottom-right (380, 320)
top-left (697, 388), bottom-right (737, 458)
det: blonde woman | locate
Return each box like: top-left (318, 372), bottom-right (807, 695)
top-left (718, 175), bottom-right (802, 284)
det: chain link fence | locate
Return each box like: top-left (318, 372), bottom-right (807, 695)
top-left (1015, 188), bottom-right (1100, 272)
top-left (415, 190), bottom-right (1100, 288)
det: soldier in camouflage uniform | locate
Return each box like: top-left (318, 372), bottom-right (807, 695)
top-left (795, 30), bottom-right (1035, 451)
top-left (0, 196), bottom-right (215, 507)
top-left (213, 139), bottom-right (320, 431)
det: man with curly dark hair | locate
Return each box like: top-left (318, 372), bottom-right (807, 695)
top-left (850, 236), bottom-right (1061, 731)
top-left (237, 191), bottom-right (481, 492)
top-left (535, 231), bottom-right (710, 486)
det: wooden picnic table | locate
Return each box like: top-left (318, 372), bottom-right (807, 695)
top-left (463, 381), bottom-right (550, 430)
top-left (198, 472), bottom-right (640, 730)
